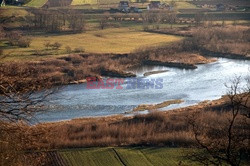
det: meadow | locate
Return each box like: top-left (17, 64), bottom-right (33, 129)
top-left (56, 147), bottom-right (199, 166)
top-left (1, 28), bottom-right (182, 61)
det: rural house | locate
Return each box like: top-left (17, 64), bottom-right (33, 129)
top-left (216, 3), bottom-right (225, 11)
top-left (0, 0), bottom-right (6, 7)
top-left (147, 1), bottom-right (170, 10)
top-left (118, 1), bottom-right (130, 13)
top-left (147, 1), bottom-right (161, 10)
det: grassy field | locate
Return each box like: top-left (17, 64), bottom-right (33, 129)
top-left (25, 0), bottom-right (48, 7)
top-left (58, 147), bottom-right (198, 166)
top-left (1, 28), bottom-right (182, 61)
top-left (175, 2), bottom-right (197, 9)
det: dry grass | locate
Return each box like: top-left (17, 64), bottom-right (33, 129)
top-left (1, 94), bottom-right (249, 165)
top-left (36, 105), bottom-right (249, 149)
top-left (132, 99), bottom-right (183, 112)
top-left (44, 111), bottom-right (195, 148)
top-left (194, 25), bottom-right (250, 55)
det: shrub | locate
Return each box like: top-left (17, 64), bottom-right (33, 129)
top-left (0, 49), bottom-right (3, 56)
top-left (65, 46), bottom-right (72, 54)
top-left (33, 50), bottom-right (44, 56)
top-left (17, 37), bottom-right (31, 48)
top-left (51, 42), bottom-right (62, 50)
top-left (7, 31), bottom-right (31, 48)
top-left (44, 42), bottom-right (51, 50)
top-left (74, 47), bottom-right (85, 53)
top-left (143, 24), bottom-right (149, 31)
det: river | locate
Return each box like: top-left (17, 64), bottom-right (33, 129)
top-left (34, 58), bottom-right (250, 123)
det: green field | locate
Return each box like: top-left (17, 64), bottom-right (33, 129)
top-left (1, 27), bottom-right (182, 61)
top-left (58, 147), bottom-right (199, 166)
top-left (175, 2), bottom-right (197, 9)
top-left (26, 0), bottom-right (48, 7)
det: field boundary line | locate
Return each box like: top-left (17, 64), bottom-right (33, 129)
top-left (139, 149), bottom-right (154, 166)
top-left (112, 148), bottom-right (127, 166)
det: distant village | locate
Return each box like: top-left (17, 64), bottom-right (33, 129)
top-left (0, 0), bottom-right (249, 12)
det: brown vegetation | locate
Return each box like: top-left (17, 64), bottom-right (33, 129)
top-left (0, 122), bottom-right (50, 166)
top-left (151, 25), bottom-right (250, 57)
top-left (6, 31), bottom-right (31, 48)
top-left (37, 103), bottom-right (248, 150)
top-left (194, 25), bottom-right (250, 56)
top-left (0, 38), bottom-right (214, 90)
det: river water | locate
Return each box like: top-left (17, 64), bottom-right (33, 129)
top-left (34, 58), bottom-right (250, 123)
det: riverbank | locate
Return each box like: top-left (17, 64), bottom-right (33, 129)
top-left (33, 91), bottom-right (249, 149)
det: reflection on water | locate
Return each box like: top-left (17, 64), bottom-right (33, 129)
top-left (34, 58), bottom-right (250, 123)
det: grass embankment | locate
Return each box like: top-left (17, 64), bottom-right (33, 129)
top-left (143, 70), bottom-right (168, 77)
top-left (132, 99), bottom-right (183, 112)
top-left (55, 147), bottom-right (198, 166)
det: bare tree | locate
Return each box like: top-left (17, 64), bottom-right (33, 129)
top-left (0, 64), bottom-right (57, 165)
top-left (68, 10), bottom-right (85, 33)
top-left (187, 76), bottom-right (250, 166)
top-left (0, 64), bottom-right (57, 121)
top-left (194, 12), bottom-right (204, 27)
top-left (99, 12), bottom-right (110, 30)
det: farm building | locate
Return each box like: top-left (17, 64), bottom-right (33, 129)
top-left (0, 0), bottom-right (6, 7)
top-left (216, 3), bottom-right (225, 11)
top-left (147, 1), bottom-right (160, 10)
top-left (118, 1), bottom-right (130, 13)
top-left (3, 0), bottom-right (25, 5)
top-left (147, 1), bottom-right (171, 10)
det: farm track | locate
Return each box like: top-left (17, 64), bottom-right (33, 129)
top-left (112, 148), bottom-right (127, 166)
top-left (47, 151), bottom-right (68, 166)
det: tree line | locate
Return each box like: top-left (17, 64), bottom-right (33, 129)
top-left (25, 9), bottom-right (85, 33)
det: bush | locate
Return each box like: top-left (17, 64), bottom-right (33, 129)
top-left (65, 46), bottom-right (72, 54)
top-left (33, 50), bottom-right (44, 56)
top-left (0, 49), bottom-right (3, 56)
top-left (51, 42), bottom-right (62, 50)
top-left (143, 24), bottom-right (149, 31)
top-left (7, 31), bottom-right (31, 48)
top-left (17, 37), bottom-right (31, 48)
top-left (44, 42), bottom-right (51, 50)
top-left (74, 47), bottom-right (85, 53)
